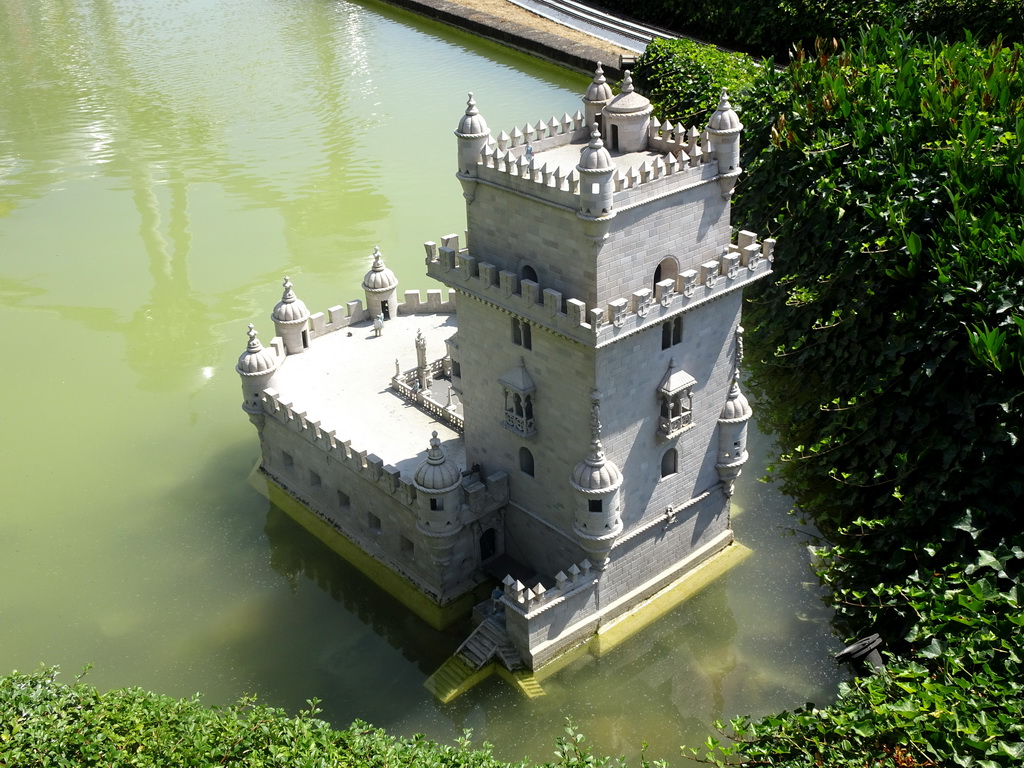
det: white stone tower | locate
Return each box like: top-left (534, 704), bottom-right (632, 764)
top-left (425, 67), bottom-right (773, 668)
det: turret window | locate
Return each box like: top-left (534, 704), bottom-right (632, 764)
top-left (512, 317), bottom-right (532, 350)
top-left (430, 497), bottom-right (444, 511)
top-left (588, 499), bottom-right (603, 513)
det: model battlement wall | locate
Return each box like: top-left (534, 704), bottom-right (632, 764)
top-left (425, 231), bottom-right (775, 345)
top-left (300, 289), bottom-right (456, 347)
top-left (471, 116), bottom-right (724, 211)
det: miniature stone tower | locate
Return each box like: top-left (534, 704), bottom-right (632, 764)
top-left (427, 72), bottom-right (774, 668)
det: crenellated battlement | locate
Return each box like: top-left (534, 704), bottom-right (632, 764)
top-left (500, 559), bottom-right (597, 618)
top-left (261, 387), bottom-right (414, 506)
top-left (424, 231), bottom-right (775, 346)
top-left (467, 112), bottom-right (725, 211)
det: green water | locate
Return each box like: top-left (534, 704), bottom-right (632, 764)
top-left (0, 0), bottom-right (842, 761)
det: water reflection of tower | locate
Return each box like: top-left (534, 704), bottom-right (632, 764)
top-left (262, 504), bottom-right (462, 675)
top-left (0, 0), bottom-right (389, 392)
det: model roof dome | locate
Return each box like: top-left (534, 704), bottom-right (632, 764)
top-left (236, 324), bottom-right (278, 376)
top-left (578, 124), bottom-right (614, 170)
top-left (708, 88), bottom-right (742, 132)
top-left (584, 62), bottom-right (613, 104)
top-left (571, 392), bottom-right (623, 493)
top-left (414, 431), bottom-right (462, 492)
top-left (604, 71), bottom-right (651, 115)
top-left (272, 277), bottom-right (310, 324)
top-left (456, 93), bottom-right (489, 137)
top-left (362, 246), bottom-right (398, 292)
top-left (719, 376), bottom-right (752, 421)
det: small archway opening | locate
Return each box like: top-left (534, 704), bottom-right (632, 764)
top-left (381, 300), bottom-right (390, 320)
top-left (653, 257), bottom-right (679, 293)
top-left (661, 448), bottom-right (678, 478)
top-left (519, 446), bottom-right (535, 476)
top-left (480, 528), bottom-right (497, 561)
top-left (521, 264), bottom-right (539, 285)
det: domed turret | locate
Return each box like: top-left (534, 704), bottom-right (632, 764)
top-left (271, 277), bottom-right (310, 355)
top-left (361, 246), bottom-right (398, 320)
top-left (236, 324), bottom-right (279, 431)
top-left (577, 124), bottom-right (615, 219)
top-left (570, 391), bottom-right (623, 568)
top-left (707, 88), bottom-right (743, 197)
top-left (602, 71), bottom-right (652, 153)
top-left (455, 93), bottom-right (492, 202)
top-left (582, 62), bottom-right (613, 128)
top-left (414, 431), bottom-right (462, 494)
top-left (716, 327), bottom-right (753, 497)
top-left (413, 431), bottom-right (464, 567)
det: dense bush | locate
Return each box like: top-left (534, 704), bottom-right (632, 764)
top-left (736, 26), bottom-right (1024, 634)
top-left (632, 38), bottom-right (761, 125)
top-left (0, 668), bottom-right (642, 768)
top-left (593, 0), bottom-right (1023, 60)
top-left (0, 667), bottom-right (523, 768)
top-left (674, 24), bottom-right (1024, 768)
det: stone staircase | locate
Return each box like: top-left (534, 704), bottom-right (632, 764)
top-left (456, 617), bottom-right (524, 670)
top-left (424, 617), bottom-right (547, 702)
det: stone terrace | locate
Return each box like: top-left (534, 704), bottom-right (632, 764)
top-left (267, 312), bottom-right (464, 477)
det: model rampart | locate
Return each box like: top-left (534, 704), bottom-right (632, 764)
top-left (425, 231), bottom-right (775, 345)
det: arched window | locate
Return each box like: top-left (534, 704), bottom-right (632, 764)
top-left (653, 256), bottom-right (679, 293)
top-left (521, 264), bottom-right (539, 284)
top-left (519, 447), bottom-right (535, 477)
top-left (661, 448), bottom-right (678, 478)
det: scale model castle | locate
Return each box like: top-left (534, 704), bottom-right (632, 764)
top-left (236, 67), bottom-right (774, 676)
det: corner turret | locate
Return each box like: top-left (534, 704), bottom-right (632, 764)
top-left (454, 93), bottom-right (491, 202)
top-left (576, 123), bottom-right (615, 219)
top-left (235, 324), bottom-right (279, 431)
top-left (271, 277), bottom-right (310, 355)
top-left (361, 246), bottom-right (398, 320)
top-left (716, 327), bottom-right (752, 496)
top-left (570, 391), bottom-right (623, 568)
top-left (413, 431), bottom-right (464, 566)
top-left (582, 63), bottom-right (613, 131)
top-left (707, 89), bottom-right (743, 199)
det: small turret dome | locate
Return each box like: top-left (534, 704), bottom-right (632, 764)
top-left (604, 71), bottom-right (651, 115)
top-left (414, 431), bottom-right (462, 492)
top-left (708, 89), bottom-right (742, 132)
top-left (456, 93), bottom-right (489, 137)
top-left (236, 324), bottom-right (278, 376)
top-left (584, 62), bottom-right (613, 104)
top-left (719, 377), bottom-right (752, 421)
top-left (571, 444), bottom-right (623, 492)
top-left (362, 246), bottom-right (398, 292)
top-left (272, 277), bottom-right (310, 323)
top-left (578, 124), bottom-right (614, 171)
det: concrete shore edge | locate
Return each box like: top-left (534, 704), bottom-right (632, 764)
top-left (375, 0), bottom-right (629, 77)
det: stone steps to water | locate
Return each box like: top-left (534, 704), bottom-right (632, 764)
top-left (424, 656), bottom-right (486, 703)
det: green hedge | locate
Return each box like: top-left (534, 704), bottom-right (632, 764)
top-left (593, 0), bottom-right (1022, 60)
top-left (632, 38), bottom-right (761, 126)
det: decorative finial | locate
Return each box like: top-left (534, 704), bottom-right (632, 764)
top-left (281, 276), bottom-right (295, 302)
top-left (621, 70), bottom-right (634, 94)
top-left (246, 323), bottom-right (262, 351)
top-left (593, 62), bottom-right (606, 85)
top-left (465, 92), bottom-right (478, 117)
top-left (590, 389), bottom-right (603, 438)
top-left (718, 88), bottom-right (732, 111)
top-left (589, 123), bottom-right (605, 148)
top-left (371, 245), bottom-right (384, 270)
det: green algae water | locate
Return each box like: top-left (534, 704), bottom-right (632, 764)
top-left (0, 0), bottom-right (842, 761)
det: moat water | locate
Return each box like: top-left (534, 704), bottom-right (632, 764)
top-left (0, 0), bottom-right (843, 761)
